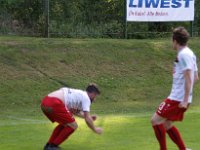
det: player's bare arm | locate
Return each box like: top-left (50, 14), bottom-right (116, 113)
top-left (84, 111), bottom-right (103, 134)
top-left (91, 114), bottom-right (97, 121)
top-left (74, 111), bottom-right (85, 118)
top-left (194, 71), bottom-right (199, 83)
top-left (179, 69), bottom-right (192, 108)
top-left (74, 111), bottom-right (97, 121)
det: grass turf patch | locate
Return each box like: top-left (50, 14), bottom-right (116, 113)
top-left (0, 112), bottom-right (200, 150)
top-left (1, 36), bottom-right (200, 116)
top-left (0, 36), bottom-right (200, 149)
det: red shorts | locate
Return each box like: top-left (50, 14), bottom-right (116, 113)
top-left (156, 99), bottom-right (188, 121)
top-left (41, 96), bottom-right (75, 124)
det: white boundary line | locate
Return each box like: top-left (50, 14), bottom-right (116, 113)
top-left (0, 110), bottom-right (200, 126)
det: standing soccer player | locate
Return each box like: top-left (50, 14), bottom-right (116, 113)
top-left (41, 83), bottom-right (103, 150)
top-left (151, 27), bottom-right (198, 150)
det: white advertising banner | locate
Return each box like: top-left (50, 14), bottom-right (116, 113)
top-left (127, 0), bottom-right (195, 22)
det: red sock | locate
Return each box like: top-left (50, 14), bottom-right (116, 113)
top-left (48, 124), bottom-right (64, 144)
top-left (153, 124), bottom-right (167, 150)
top-left (52, 126), bottom-right (75, 146)
top-left (167, 126), bottom-right (186, 150)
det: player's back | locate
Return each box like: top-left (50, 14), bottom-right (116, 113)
top-left (62, 87), bottom-right (91, 112)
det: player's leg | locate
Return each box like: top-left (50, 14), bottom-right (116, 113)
top-left (46, 122), bottom-right (78, 145)
top-left (41, 96), bottom-right (60, 149)
top-left (44, 124), bottom-right (64, 149)
top-left (41, 96), bottom-right (77, 149)
top-left (50, 122), bottom-right (78, 147)
top-left (48, 104), bottom-right (78, 148)
top-left (44, 122), bottom-right (77, 150)
top-left (151, 113), bottom-right (167, 150)
top-left (164, 120), bottom-right (186, 150)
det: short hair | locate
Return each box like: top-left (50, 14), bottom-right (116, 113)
top-left (86, 83), bottom-right (100, 94)
top-left (172, 27), bottom-right (190, 46)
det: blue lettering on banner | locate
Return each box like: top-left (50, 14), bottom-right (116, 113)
top-left (138, 0), bottom-right (143, 7)
top-left (160, 0), bottom-right (170, 8)
top-left (171, 0), bottom-right (182, 8)
top-left (129, 0), bottom-right (193, 8)
top-left (184, 0), bottom-right (192, 7)
top-left (146, 0), bottom-right (160, 8)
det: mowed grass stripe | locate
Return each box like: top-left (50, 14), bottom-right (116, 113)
top-left (0, 112), bottom-right (200, 150)
top-left (1, 110), bottom-right (200, 126)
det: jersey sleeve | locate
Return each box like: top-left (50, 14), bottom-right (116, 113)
top-left (179, 53), bottom-right (194, 71)
top-left (82, 95), bottom-right (91, 112)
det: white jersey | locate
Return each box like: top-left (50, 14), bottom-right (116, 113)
top-left (62, 87), bottom-right (91, 113)
top-left (168, 47), bottom-right (198, 103)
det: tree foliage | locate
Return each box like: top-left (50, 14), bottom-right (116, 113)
top-left (0, 0), bottom-right (199, 38)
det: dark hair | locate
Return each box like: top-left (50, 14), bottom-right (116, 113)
top-left (172, 27), bottom-right (189, 46)
top-left (86, 83), bottom-right (100, 94)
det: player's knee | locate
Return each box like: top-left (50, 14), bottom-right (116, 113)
top-left (72, 123), bottom-right (78, 130)
top-left (67, 122), bottom-right (78, 130)
top-left (163, 121), bottom-right (173, 130)
top-left (150, 113), bottom-right (157, 124)
top-left (150, 115), bottom-right (161, 125)
top-left (150, 117), bottom-right (156, 125)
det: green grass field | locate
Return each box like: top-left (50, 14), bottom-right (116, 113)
top-left (1, 113), bottom-right (200, 150)
top-left (0, 36), bottom-right (200, 150)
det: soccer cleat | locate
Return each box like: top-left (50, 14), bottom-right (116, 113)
top-left (48, 147), bottom-right (61, 150)
top-left (43, 143), bottom-right (49, 150)
top-left (48, 144), bottom-right (61, 150)
top-left (186, 148), bottom-right (192, 150)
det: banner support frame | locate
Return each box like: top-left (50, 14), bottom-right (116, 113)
top-left (124, 0), bottom-right (128, 39)
top-left (190, 21), bottom-right (194, 37)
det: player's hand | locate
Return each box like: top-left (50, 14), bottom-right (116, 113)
top-left (179, 101), bottom-right (188, 109)
top-left (91, 115), bottom-right (97, 121)
top-left (95, 127), bottom-right (103, 134)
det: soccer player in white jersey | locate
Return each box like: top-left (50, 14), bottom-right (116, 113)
top-left (41, 83), bottom-right (103, 150)
top-left (151, 27), bottom-right (198, 150)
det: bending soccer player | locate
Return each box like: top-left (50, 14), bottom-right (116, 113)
top-left (41, 83), bottom-right (103, 150)
top-left (151, 27), bottom-right (198, 150)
